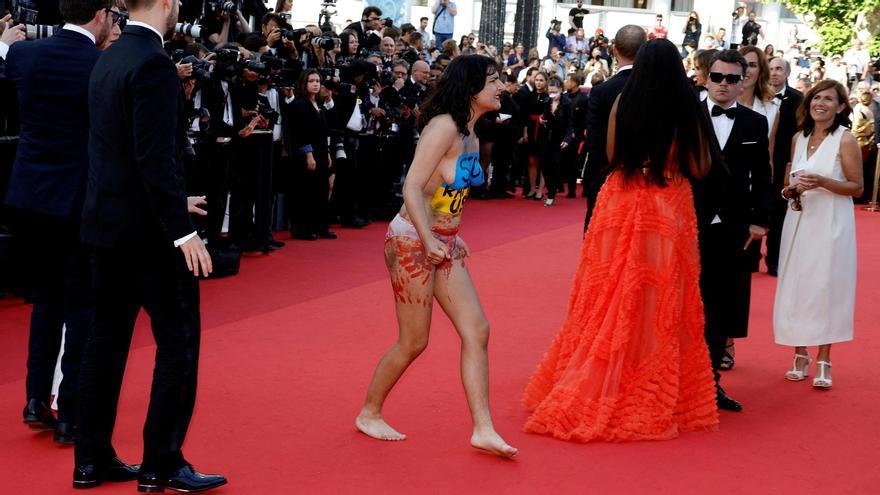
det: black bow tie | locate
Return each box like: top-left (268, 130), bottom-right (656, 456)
top-left (775, 93), bottom-right (785, 101)
top-left (711, 105), bottom-right (736, 119)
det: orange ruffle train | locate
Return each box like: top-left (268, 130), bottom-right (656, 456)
top-left (523, 171), bottom-right (719, 442)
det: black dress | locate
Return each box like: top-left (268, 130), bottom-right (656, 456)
top-left (284, 97), bottom-right (332, 237)
top-left (525, 90), bottom-right (549, 157)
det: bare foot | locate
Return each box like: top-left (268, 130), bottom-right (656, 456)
top-left (471, 429), bottom-right (518, 459)
top-left (355, 411), bottom-right (407, 441)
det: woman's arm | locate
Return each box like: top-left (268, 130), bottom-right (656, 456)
top-left (403, 115), bottom-right (458, 243)
top-left (801, 132), bottom-right (863, 197)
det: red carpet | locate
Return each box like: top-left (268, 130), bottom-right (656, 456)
top-left (1, 195), bottom-right (878, 494)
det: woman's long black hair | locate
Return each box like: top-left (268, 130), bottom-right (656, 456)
top-left (612, 38), bottom-right (715, 185)
top-left (418, 54), bottom-right (497, 137)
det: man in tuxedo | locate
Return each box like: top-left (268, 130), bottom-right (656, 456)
top-left (562, 72), bottom-right (589, 198)
top-left (76, 0), bottom-right (226, 491)
top-left (700, 49), bottom-right (772, 412)
top-left (766, 57), bottom-right (803, 276)
top-left (344, 6), bottom-right (382, 53)
top-left (583, 24), bottom-right (646, 230)
top-left (5, 0), bottom-right (120, 445)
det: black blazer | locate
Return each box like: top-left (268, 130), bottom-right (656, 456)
top-left (5, 30), bottom-right (101, 219)
top-left (699, 100), bottom-right (772, 232)
top-left (563, 89), bottom-right (589, 145)
top-left (344, 21), bottom-right (381, 53)
top-left (772, 86), bottom-right (803, 185)
top-left (584, 68), bottom-right (631, 174)
top-left (81, 26), bottom-right (194, 248)
top-left (283, 98), bottom-right (331, 172)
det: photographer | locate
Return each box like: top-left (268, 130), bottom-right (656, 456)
top-left (565, 27), bottom-right (587, 69)
top-left (260, 12), bottom-right (299, 64)
top-left (284, 69), bottom-right (336, 240)
top-left (681, 11), bottom-right (701, 56)
top-left (568, 0), bottom-right (588, 30)
top-left (545, 19), bottom-right (564, 57)
top-left (741, 10), bottom-right (763, 47)
top-left (329, 60), bottom-right (374, 228)
top-left (202, 1), bottom-right (250, 49)
top-left (4, 0), bottom-right (119, 445)
top-left (344, 6), bottom-right (381, 53)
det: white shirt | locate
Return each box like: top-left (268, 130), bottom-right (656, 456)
top-left (126, 21), bottom-right (164, 43)
top-left (0, 41), bottom-right (9, 60)
top-left (707, 98), bottom-right (736, 149)
top-left (62, 24), bottom-right (97, 44)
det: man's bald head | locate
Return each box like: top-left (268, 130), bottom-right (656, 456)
top-left (613, 24), bottom-right (647, 65)
top-left (412, 60), bottom-right (430, 84)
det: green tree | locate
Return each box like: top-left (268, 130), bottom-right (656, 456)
top-left (775, 0), bottom-right (880, 55)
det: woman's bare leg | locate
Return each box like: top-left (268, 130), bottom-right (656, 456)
top-left (356, 237), bottom-right (435, 441)
top-left (528, 156), bottom-right (539, 195)
top-left (433, 257), bottom-right (518, 458)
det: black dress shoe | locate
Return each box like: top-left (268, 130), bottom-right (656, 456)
top-left (716, 388), bottom-right (743, 412)
top-left (268, 239), bottom-right (286, 248)
top-left (341, 217), bottom-right (371, 228)
top-left (73, 457), bottom-right (139, 489)
top-left (318, 231), bottom-right (337, 239)
top-left (138, 464), bottom-right (227, 493)
top-left (54, 421), bottom-right (76, 445)
top-left (768, 265), bottom-right (778, 277)
top-left (23, 399), bottom-right (57, 429)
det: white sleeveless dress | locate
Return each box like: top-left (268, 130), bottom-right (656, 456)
top-left (773, 127), bottom-right (857, 346)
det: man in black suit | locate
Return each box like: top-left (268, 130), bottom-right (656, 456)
top-left (562, 72), bottom-right (589, 198)
top-left (5, 0), bottom-right (120, 445)
top-left (766, 56), bottom-right (803, 276)
top-left (344, 6), bottom-right (383, 53)
top-left (699, 49), bottom-right (772, 412)
top-left (583, 24), bottom-right (646, 230)
top-left (76, 0), bottom-right (226, 491)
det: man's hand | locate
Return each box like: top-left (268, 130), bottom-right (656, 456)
top-left (187, 196), bottom-right (208, 216)
top-left (267, 28), bottom-right (281, 46)
top-left (1, 22), bottom-right (25, 46)
top-left (179, 235), bottom-right (212, 277)
top-left (176, 62), bottom-right (193, 80)
top-left (743, 225), bottom-right (769, 250)
top-left (370, 107), bottom-right (387, 118)
top-left (306, 154), bottom-right (317, 172)
top-left (183, 79), bottom-right (196, 99)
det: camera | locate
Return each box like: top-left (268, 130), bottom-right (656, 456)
top-left (312, 33), bottom-right (337, 51)
top-left (280, 28), bottom-right (308, 41)
top-left (10, 1), bottom-right (59, 40)
top-left (214, 47), bottom-right (242, 63)
top-left (256, 99), bottom-right (279, 126)
top-left (180, 55), bottom-right (214, 82)
top-left (175, 23), bottom-right (205, 39)
top-left (205, 0), bottom-right (239, 15)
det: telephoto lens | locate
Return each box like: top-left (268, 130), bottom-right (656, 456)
top-left (175, 23), bottom-right (204, 39)
top-left (25, 24), bottom-right (57, 40)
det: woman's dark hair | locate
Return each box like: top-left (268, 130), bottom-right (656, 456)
top-left (798, 79), bottom-right (852, 137)
top-left (612, 38), bottom-right (715, 185)
top-left (296, 69), bottom-right (321, 101)
top-left (339, 29), bottom-right (358, 56)
top-left (418, 54), bottom-right (498, 137)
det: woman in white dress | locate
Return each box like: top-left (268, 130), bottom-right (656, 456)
top-left (776, 79), bottom-right (863, 389)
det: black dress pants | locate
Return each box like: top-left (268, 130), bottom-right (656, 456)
top-left (765, 196), bottom-right (788, 270)
top-left (75, 240), bottom-right (200, 474)
top-left (17, 210), bottom-right (92, 424)
top-left (700, 223), bottom-right (752, 386)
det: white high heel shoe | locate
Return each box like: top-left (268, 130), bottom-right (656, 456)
top-left (813, 361), bottom-right (832, 389)
top-left (786, 353), bottom-right (811, 381)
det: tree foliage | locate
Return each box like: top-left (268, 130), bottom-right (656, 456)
top-left (775, 0), bottom-right (880, 55)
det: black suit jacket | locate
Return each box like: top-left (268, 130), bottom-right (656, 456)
top-left (584, 68), bottom-right (631, 176)
top-left (81, 26), bottom-right (194, 248)
top-left (772, 86), bottom-right (803, 185)
top-left (563, 89), bottom-right (589, 146)
top-left (344, 21), bottom-right (381, 53)
top-left (698, 100), bottom-right (772, 232)
top-left (5, 30), bottom-right (101, 218)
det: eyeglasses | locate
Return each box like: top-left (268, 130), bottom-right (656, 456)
top-left (105, 9), bottom-right (127, 27)
top-left (708, 72), bottom-right (742, 84)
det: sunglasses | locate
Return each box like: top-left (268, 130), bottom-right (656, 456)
top-left (708, 72), bottom-right (742, 84)
top-left (106, 9), bottom-right (127, 27)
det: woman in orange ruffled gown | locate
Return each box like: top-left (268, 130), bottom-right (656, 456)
top-left (523, 39), bottom-right (721, 442)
